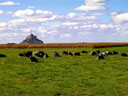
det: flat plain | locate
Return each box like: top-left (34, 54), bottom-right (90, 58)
top-left (0, 47), bottom-right (128, 96)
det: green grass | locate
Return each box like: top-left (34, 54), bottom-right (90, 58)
top-left (0, 47), bottom-right (128, 96)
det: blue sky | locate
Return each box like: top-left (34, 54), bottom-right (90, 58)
top-left (0, 0), bottom-right (128, 43)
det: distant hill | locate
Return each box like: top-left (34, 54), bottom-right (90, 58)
top-left (20, 33), bottom-right (43, 44)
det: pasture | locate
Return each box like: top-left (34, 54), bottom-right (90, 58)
top-left (0, 47), bottom-right (128, 96)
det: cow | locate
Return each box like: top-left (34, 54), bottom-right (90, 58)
top-left (75, 52), bottom-right (80, 56)
top-left (30, 56), bottom-right (38, 62)
top-left (90, 51), bottom-right (97, 55)
top-left (68, 52), bottom-right (73, 56)
top-left (121, 53), bottom-right (127, 57)
top-left (63, 51), bottom-right (69, 55)
top-left (65, 51), bottom-right (74, 55)
top-left (63, 51), bottom-right (72, 55)
top-left (0, 54), bottom-right (6, 57)
top-left (18, 53), bottom-right (25, 56)
top-left (112, 51), bottom-right (118, 55)
top-left (18, 51), bottom-right (32, 57)
top-left (97, 54), bottom-right (104, 60)
top-left (81, 51), bottom-right (88, 54)
top-left (53, 52), bottom-right (61, 57)
top-left (72, 52), bottom-right (80, 56)
top-left (97, 50), bottom-right (101, 54)
top-left (43, 54), bottom-right (49, 58)
top-left (33, 51), bottom-right (45, 57)
top-left (105, 51), bottom-right (113, 55)
top-left (100, 52), bottom-right (108, 56)
top-left (24, 51), bottom-right (32, 57)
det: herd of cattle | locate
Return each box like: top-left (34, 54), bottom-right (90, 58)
top-left (0, 50), bottom-right (128, 62)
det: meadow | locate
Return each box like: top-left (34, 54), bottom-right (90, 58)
top-left (0, 47), bottom-right (128, 96)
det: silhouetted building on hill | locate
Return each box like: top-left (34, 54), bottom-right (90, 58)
top-left (20, 33), bottom-right (43, 44)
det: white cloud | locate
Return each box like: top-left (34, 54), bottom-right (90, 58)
top-left (75, 0), bottom-right (107, 11)
top-left (36, 10), bottom-right (52, 16)
top-left (14, 9), bottom-right (53, 18)
top-left (0, 10), bottom-right (4, 14)
top-left (14, 9), bottom-right (35, 17)
top-left (7, 19), bottom-right (26, 27)
top-left (56, 13), bottom-right (101, 24)
top-left (67, 13), bottom-right (76, 18)
top-left (110, 12), bottom-right (118, 16)
top-left (0, 22), bottom-right (6, 32)
top-left (112, 13), bottom-right (128, 24)
top-left (6, 11), bottom-right (13, 15)
top-left (13, 9), bottom-right (55, 23)
top-left (100, 24), bottom-right (114, 29)
top-left (0, 33), bottom-right (10, 38)
top-left (60, 34), bottom-right (72, 38)
top-left (79, 32), bottom-right (91, 35)
top-left (0, 22), bottom-right (6, 27)
top-left (0, 1), bottom-right (20, 6)
top-left (62, 22), bottom-right (78, 26)
top-left (13, 9), bottom-right (102, 25)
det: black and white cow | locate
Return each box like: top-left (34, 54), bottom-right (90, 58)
top-left (81, 51), bottom-right (88, 54)
top-left (33, 51), bottom-right (45, 57)
top-left (90, 51), bottom-right (97, 55)
top-left (97, 54), bottom-right (105, 60)
top-left (18, 51), bottom-right (32, 57)
top-left (121, 53), bottom-right (127, 57)
top-left (0, 54), bottom-right (6, 57)
top-left (30, 56), bottom-right (38, 62)
top-left (53, 52), bottom-right (61, 57)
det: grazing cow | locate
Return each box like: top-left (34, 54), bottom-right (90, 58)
top-left (90, 51), bottom-right (97, 55)
top-left (18, 53), bottom-right (25, 56)
top-left (121, 53), bottom-right (127, 57)
top-left (97, 54), bottom-right (104, 60)
top-left (43, 54), bottom-right (49, 58)
top-left (53, 52), bottom-right (61, 57)
top-left (81, 51), bottom-right (88, 53)
top-left (101, 52), bottom-right (108, 56)
top-left (76, 52), bottom-right (80, 56)
top-left (68, 52), bottom-right (73, 55)
top-left (73, 52), bottom-right (80, 56)
top-left (24, 51), bottom-right (32, 57)
top-left (97, 50), bottom-right (101, 54)
top-left (63, 51), bottom-right (69, 55)
top-left (0, 54), bottom-right (6, 57)
top-left (112, 51), bottom-right (118, 55)
top-left (106, 51), bottom-right (113, 55)
top-left (18, 51), bottom-right (32, 57)
top-left (33, 51), bottom-right (45, 57)
top-left (63, 51), bottom-right (72, 55)
top-left (30, 56), bottom-right (38, 62)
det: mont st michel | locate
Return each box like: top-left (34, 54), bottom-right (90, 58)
top-left (20, 33), bottom-right (43, 44)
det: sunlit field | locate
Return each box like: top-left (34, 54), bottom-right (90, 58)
top-left (0, 47), bottom-right (128, 96)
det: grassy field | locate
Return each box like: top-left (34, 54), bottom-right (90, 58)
top-left (0, 47), bottom-right (128, 96)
